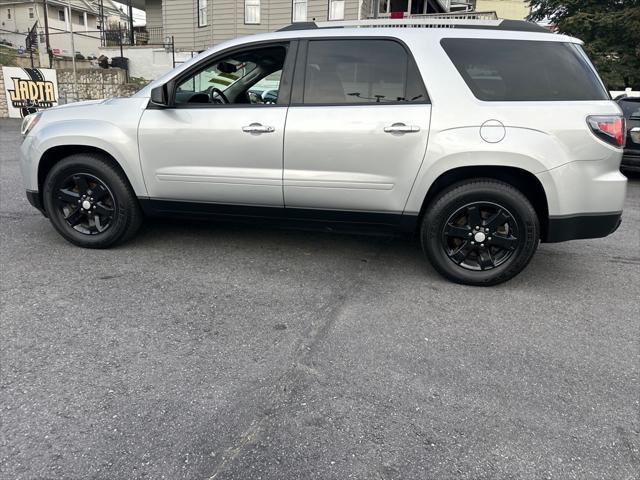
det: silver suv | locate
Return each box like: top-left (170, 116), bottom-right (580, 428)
top-left (19, 19), bottom-right (627, 285)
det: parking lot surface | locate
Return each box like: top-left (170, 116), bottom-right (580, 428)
top-left (1, 118), bottom-right (639, 479)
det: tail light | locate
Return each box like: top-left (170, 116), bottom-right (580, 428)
top-left (587, 115), bottom-right (625, 148)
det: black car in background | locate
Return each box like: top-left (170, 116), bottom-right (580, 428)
top-left (616, 96), bottom-right (640, 173)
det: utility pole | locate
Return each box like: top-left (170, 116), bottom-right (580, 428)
top-left (66, 0), bottom-right (78, 100)
top-left (99, 0), bottom-right (104, 46)
top-left (42, 0), bottom-right (52, 67)
top-left (128, 0), bottom-right (134, 45)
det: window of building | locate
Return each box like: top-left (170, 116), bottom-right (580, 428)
top-left (245, 0), bottom-right (260, 24)
top-left (328, 0), bottom-right (344, 20)
top-left (292, 0), bottom-right (307, 22)
top-left (198, 0), bottom-right (207, 27)
top-left (440, 38), bottom-right (609, 101)
top-left (28, 7), bottom-right (34, 19)
top-left (58, 9), bottom-right (65, 21)
top-left (7, 8), bottom-right (11, 19)
top-left (302, 39), bottom-right (428, 104)
top-left (78, 14), bottom-right (84, 25)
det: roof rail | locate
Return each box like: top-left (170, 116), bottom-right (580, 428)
top-left (278, 22), bottom-right (318, 31)
top-left (278, 18), bottom-right (549, 34)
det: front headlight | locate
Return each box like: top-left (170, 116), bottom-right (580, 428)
top-left (21, 113), bottom-right (41, 136)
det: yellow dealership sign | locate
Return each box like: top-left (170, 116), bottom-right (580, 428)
top-left (2, 67), bottom-right (59, 118)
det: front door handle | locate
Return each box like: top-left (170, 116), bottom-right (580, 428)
top-left (384, 123), bottom-right (420, 134)
top-left (242, 123), bottom-right (275, 134)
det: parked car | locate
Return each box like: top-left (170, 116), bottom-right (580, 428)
top-left (616, 96), bottom-right (640, 173)
top-left (19, 18), bottom-right (627, 286)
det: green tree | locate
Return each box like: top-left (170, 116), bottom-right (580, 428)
top-left (528, 0), bottom-right (640, 89)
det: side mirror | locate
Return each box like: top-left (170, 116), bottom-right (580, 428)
top-left (150, 84), bottom-right (168, 106)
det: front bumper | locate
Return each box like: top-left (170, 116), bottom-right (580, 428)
top-left (26, 190), bottom-right (47, 217)
top-left (546, 212), bottom-right (621, 243)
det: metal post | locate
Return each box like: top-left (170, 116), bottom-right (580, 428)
top-left (42, 0), bottom-right (52, 68)
top-left (118, 23), bottom-right (124, 58)
top-left (128, 0), bottom-right (134, 45)
top-left (66, 0), bottom-right (77, 100)
top-left (99, 0), bottom-right (104, 46)
top-left (171, 36), bottom-right (175, 68)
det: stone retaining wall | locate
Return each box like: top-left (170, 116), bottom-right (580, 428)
top-left (56, 68), bottom-right (140, 103)
top-left (0, 68), bottom-right (7, 118)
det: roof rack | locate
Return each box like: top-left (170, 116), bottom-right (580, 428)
top-left (278, 18), bottom-right (549, 34)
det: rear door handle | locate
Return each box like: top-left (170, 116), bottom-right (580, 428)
top-left (242, 123), bottom-right (275, 134)
top-left (384, 123), bottom-right (420, 134)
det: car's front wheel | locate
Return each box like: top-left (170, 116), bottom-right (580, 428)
top-left (421, 179), bottom-right (539, 286)
top-left (43, 153), bottom-right (142, 248)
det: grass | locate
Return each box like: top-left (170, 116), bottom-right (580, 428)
top-left (0, 45), bottom-right (17, 66)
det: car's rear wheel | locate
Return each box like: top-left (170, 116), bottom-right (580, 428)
top-left (421, 179), bottom-right (539, 286)
top-left (43, 154), bottom-right (142, 248)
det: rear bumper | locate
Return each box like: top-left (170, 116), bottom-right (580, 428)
top-left (26, 189), bottom-right (47, 217)
top-left (546, 212), bottom-right (622, 243)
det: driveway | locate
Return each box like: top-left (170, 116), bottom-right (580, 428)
top-left (1, 118), bottom-right (638, 479)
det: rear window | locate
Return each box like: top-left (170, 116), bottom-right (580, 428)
top-left (441, 38), bottom-right (609, 102)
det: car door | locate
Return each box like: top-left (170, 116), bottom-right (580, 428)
top-left (138, 42), bottom-right (295, 207)
top-left (283, 38), bottom-right (432, 213)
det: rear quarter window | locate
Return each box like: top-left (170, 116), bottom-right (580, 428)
top-left (441, 38), bottom-right (609, 102)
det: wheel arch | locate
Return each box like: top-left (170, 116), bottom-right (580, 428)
top-left (418, 166), bottom-right (550, 241)
top-left (37, 145), bottom-right (135, 213)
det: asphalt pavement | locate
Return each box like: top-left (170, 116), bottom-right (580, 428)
top-left (1, 117), bottom-right (639, 479)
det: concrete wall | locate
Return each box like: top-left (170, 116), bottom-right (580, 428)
top-left (99, 46), bottom-right (193, 80)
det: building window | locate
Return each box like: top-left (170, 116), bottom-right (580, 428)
top-left (198, 0), bottom-right (207, 27)
top-left (292, 0), bottom-right (307, 22)
top-left (28, 7), bottom-right (34, 19)
top-left (245, 0), bottom-right (260, 24)
top-left (7, 8), bottom-right (11, 19)
top-left (78, 14), bottom-right (84, 25)
top-left (328, 0), bottom-right (344, 20)
top-left (58, 9), bottom-right (65, 21)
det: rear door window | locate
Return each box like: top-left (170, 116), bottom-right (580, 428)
top-left (441, 38), bottom-right (609, 102)
top-left (301, 39), bottom-right (428, 105)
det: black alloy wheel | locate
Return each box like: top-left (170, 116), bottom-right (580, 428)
top-left (442, 202), bottom-right (518, 271)
top-left (43, 153), bottom-right (143, 248)
top-left (53, 173), bottom-right (116, 235)
top-left (421, 179), bottom-right (539, 286)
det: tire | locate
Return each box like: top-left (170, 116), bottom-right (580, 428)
top-left (42, 153), bottom-right (143, 248)
top-left (421, 179), bottom-right (539, 286)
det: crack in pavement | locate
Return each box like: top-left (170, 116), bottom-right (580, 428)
top-left (205, 239), bottom-right (392, 479)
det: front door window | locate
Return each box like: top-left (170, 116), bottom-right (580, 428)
top-left (174, 46), bottom-right (286, 106)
